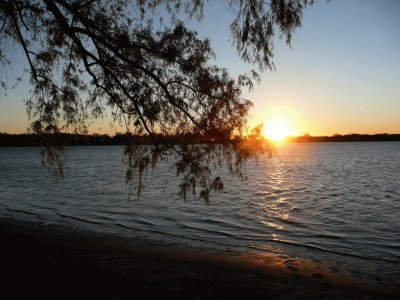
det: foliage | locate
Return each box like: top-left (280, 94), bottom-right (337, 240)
top-left (0, 0), bottom-right (315, 202)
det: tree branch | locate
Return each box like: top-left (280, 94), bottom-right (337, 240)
top-left (9, 5), bottom-right (39, 85)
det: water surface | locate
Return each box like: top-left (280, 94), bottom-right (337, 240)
top-left (0, 142), bottom-right (399, 286)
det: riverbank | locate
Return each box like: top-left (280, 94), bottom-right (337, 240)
top-left (2, 132), bottom-right (400, 147)
top-left (0, 218), bottom-right (398, 299)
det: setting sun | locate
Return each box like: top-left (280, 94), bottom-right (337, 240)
top-left (263, 119), bottom-right (296, 142)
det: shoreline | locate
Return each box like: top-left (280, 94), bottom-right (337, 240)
top-left (0, 217), bottom-right (398, 299)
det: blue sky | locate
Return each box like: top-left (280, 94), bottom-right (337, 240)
top-left (1, 0), bottom-right (399, 135)
top-left (196, 0), bottom-right (400, 135)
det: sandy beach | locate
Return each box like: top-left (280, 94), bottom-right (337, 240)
top-left (0, 217), bottom-right (398, 300)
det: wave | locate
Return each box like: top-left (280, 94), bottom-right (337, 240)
top-left (58, 213), bottom-right (106, 226)
top-left (110, 220), bottom-right (400, 265)
top-left (269, 238), bottom-right (400, 264)
top-left (0, 203), bottom-right (44, 220)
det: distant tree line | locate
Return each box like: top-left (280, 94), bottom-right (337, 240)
top-left (0, 132), bottom-right (213, 147)
top-left (289, 133), bottom-right (400, 143)
top-left (1, 132), bottom-right (400, 147)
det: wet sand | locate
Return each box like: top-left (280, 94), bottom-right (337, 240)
top-left (0, 218), bottom-right (398, 299)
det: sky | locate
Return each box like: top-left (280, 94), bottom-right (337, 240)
top-left (1, 0), bottom-right (399, 136)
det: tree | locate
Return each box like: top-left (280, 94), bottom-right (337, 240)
top-left (0, 0), bottom-right (315, 203)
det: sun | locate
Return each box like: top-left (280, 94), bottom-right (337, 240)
top-left (263, 119), bottom-right (295, 142)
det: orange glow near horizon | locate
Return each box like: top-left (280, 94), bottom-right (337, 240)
top-left (263, 119), bottom-right (296, 142)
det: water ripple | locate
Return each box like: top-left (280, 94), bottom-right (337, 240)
top-left (1, 143), bottom-right (400, 285)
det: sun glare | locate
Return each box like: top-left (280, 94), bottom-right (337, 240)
top-left (263, 119), bottom-right (295, 142)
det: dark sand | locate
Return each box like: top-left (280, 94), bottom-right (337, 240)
top-left (0, 218), bottom-right (398, 299)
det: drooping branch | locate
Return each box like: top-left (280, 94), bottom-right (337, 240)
top-left (0, 0), bottom-right (314, 200)
top-left (9, 5), bottom-right (39, 84)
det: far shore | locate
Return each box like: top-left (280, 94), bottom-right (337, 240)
top-left (1, 132), bottom-right (400, 147)
top-left (0, 217), bottom-right (398, 299)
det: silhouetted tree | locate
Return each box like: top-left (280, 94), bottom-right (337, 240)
top-left (0, 0), bottom-right (316, 202)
